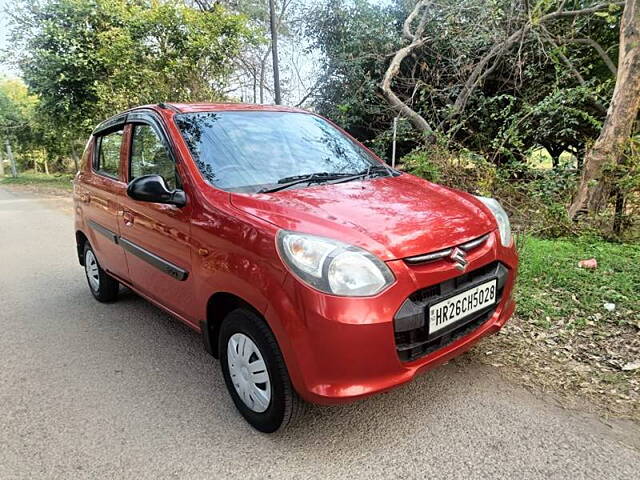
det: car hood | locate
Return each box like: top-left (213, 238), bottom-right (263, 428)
top-left (229, 173), bottom-right (496, 261)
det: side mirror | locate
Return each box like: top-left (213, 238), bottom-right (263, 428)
top-left (127, 174), bottom-right (186, 208)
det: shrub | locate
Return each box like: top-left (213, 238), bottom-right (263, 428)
top-left (400, 143), bottom-right (596, 239)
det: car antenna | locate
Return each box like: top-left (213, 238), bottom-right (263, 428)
top-left (158, 102), bottom-right (181, 113)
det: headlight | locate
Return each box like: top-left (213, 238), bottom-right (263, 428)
top-left (276, 231), bottom-right (394, 296)
top-left (475, 196), bottom-right (512, 247)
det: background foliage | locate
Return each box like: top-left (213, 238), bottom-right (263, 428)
top-left (0, 0), bottom-right (638, 239)
top-left (2, 0), bottom-right (254, 170)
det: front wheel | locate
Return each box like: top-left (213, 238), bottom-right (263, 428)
top-left (219, 308), bottom-right (305, 433)
top-left (83, 242), bottom-right (119, 302)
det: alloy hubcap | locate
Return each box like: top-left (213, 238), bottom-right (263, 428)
top-left (85, 250), bottom-right (100, 291)
top-left (227, 333), bottom-right (271, 413)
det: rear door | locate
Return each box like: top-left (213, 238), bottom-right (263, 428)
top-left (82, 123), bottom-right (130, 281)
top-left (118, 112), bottom-right (196, 324)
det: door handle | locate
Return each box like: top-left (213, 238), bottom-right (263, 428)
top-left (123, 210), bottom-right (134, 226)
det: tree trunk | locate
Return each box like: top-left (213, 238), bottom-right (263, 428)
top-left (268, 0), bottom-right (282, 105)
top-left (71, 143), bottom-right (80, 173)
top-left (568, 0), bottom-right (640, 219)
top-left (253, 71), bottom-right (257, 103)
top-left (5, 140), bottom-right (17, 177)
top-left (612, 187), bottom-right (625, 234)
top-left (259, 48), bottom-right (270, 104)
top-left (545, 145), bottom-right (564, 169)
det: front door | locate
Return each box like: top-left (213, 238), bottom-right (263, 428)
top-left (118, 118), bottom-right (196, 325)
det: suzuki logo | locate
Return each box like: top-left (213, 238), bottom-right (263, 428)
top-left (449, 247), bottom-right (468, 271)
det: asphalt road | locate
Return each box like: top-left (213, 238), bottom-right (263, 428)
top-left (1, 186), bottom-right (639, 479)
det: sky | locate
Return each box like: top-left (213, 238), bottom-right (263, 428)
top-left (0, 0), bottom-right (19, 78)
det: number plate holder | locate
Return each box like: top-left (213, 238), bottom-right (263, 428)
top-left (426, 278), bottom-right (498, 339)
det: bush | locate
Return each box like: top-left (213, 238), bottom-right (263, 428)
top-left (401, 141), bottom-right (497, 194)
top-left (400, 143), bottom-right (595, 239)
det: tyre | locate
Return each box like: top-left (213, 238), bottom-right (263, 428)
top-left (219, 308), bottom-right (305, 433)
top-left (83, 242), bottom-right (119, 302)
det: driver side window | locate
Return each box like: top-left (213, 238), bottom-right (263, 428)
top-left (130, 124), bottom-right (178, 190)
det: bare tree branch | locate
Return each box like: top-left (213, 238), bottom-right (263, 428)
top-left (540, 1), bottom-right (625, 22)
top-left (447, 1), bottom-right (624, 124)
top-left (381, 1), bottom-right (435, 138)
top-left (539, 25), bottom-right (587, 84)
top-left (539, 25), bottom-right (608, 114)
top-left (562, 37), bottom-right (618, 75)
top-left (446, 25), bottom-right (530, 123)
top-left (402, 0), bottom-right (430, 41)
top-left (294, 77), bottom-right (322, 107)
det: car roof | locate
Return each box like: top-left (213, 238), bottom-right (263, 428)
top-left (92, 103), bottom-right (312, 135)
top-left (161, 103), bottom-right (310, 114)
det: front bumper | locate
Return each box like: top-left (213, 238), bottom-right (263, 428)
top-left (267, 231), bottom-right (518, 405)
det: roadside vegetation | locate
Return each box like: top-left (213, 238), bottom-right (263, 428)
top-left (479, 236), bottom-right (640, 420)
top-left (0, 172), bottom-right (74, 191)
top-left (0, 0), bottom-right (638, 419)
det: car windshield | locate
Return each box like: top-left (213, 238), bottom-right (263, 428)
top-left (174, 111), bottom-right (381, 193)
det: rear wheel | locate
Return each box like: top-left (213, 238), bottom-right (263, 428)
top-left (83, 242), bottom-right (119, 302)
top-left (219, 308), bottom-right (305, 433)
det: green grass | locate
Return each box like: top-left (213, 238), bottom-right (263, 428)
top-left (527, 147), bottom-right (577, 169)
top-left (0, 172), bottom-right (74, 191)
top-left (516, 236), bottom-right (640, 328)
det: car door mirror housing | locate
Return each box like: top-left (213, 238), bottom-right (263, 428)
top-left (127, 174), bottom-right (186, 207)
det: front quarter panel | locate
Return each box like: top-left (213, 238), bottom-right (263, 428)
top-left (190, 189), bottom-right (288, 326)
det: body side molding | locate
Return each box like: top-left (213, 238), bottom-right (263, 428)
top-left (119, 236), bottom-right (189, 281)
top-left (87, 219), bottom-right (118, 244)
top-left (85, 220), bottom-right (188, 281)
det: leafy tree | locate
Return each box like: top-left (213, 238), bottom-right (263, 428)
top-left (93, 1), bottom-right (254, 112)
top-left (305, 1), bottom-right (624, 164)
top-left (5, 0), bottom-right (255, 157)
top-left (304, 0), bottom-right (406, 157)
top-left (0, 77), bottom-right (44, 172)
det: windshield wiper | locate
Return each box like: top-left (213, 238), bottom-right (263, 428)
top-left (362, 164), bottom-right (395, 178)
top-left (275, 171), bottom-right (353, 184)
top-left (258, 172), bottom-right (357, 193)
top-left (325, 164), bottom-right (395, 185)
top-left (257, 165), bottom-right (396, 193)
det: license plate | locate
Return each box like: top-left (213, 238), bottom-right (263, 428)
top-left (428, 279), bottom-right (497, 335)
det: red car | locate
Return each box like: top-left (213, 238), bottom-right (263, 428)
top-left (74, 103), bottom-right (517, 432)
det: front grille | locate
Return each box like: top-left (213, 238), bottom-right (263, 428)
top-left (394, 262), bottom-right (508, 362)
top-left (404, 233), bottom-right (490, 265)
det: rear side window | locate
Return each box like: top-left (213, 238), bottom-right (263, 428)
top-left (95, 130), bottom-right (123, 178)
top-left (129, 124), bottom-right (177, 190)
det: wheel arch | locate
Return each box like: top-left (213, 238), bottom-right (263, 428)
top-left (76, 230), bottom-right (89, 266)
top-left (202, 291), bottom-right (263, 358)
